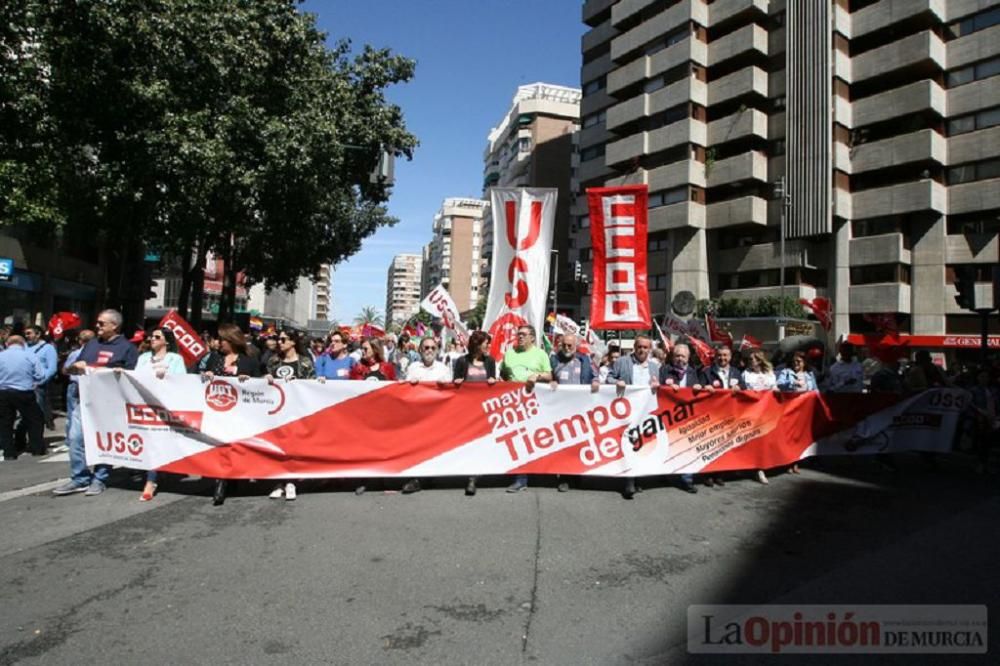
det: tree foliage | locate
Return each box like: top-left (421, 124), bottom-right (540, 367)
top-left (353, 306), bottom-right (383, 327)
top-left (1, 0), bottom-right (417, 323)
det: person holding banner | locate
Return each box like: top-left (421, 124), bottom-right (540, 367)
top-left (775, 351), bottom-right (817, 475)
top-left (53, 309), bottom-right (138, 497)
top-left (698, 344), bottom-right (744, 487)
top-left (349, 338), bottom-right (396, 381)
top-left (134, 328), bottom-right (187, 500)
top-left (655, 343), bottom-right (700, 494)
top-left (741, 349), bottom-right (778, 485)
top-left (264, 330), bottom-right (315, 501)
top-left (397, 337), bottom-right (453, 495)
top-left (500, 325), bottom-right (552, 493)
top-left (548, 332), bottom-right (596, 493)
top-left (602, 335), bottom-right (661, 499)
top-left (453, 330), bottom-right (497, 496)
top-left (201, 323), bottom-right (261, 506)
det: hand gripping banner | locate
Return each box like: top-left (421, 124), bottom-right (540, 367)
top-left (484, 187), bottom-right (557, 358)
top-left (588, 185), bottom-right (651, 330)
top-left (81, 372), bottom-right (967, 480)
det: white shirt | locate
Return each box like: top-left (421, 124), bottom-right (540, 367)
top-left (632, 361), bottom-right (651, 387)
top-left (742, 369), bottom-right (776, 391)
top-left (405, 360), bottom-right (453, 382)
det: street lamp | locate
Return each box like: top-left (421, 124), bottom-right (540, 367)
top-left (774, 176), bottom-right (792, 340)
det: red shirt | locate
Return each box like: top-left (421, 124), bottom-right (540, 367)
top-left (349, 359), bottom-right (396, 381)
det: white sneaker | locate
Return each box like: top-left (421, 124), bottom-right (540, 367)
top-left (756, 470), bottom-right (769, 485)
top-left (284, 482), bottom-right (297, 501)
top-left (269, 485), bottom-right (284, 499)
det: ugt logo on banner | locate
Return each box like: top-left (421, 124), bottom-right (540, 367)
top-left (587, 185), bottom-right (651, 330)
top-left (483, 188), bottom-right (557, 358)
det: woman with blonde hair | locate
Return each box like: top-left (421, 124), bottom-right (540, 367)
top-left (741, 349), bottom-right (778, 484)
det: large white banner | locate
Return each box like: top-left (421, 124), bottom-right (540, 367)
top-left (80, 371), bottom-right (967, 480)
top-left (484, 187), bottom-right (557, 358)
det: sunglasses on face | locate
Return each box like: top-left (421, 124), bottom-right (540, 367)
top-left (421, 346), bottom-right (437, 352)
top-left (150, 334), bottom-right (164, 340)
top-left (278, 337), bottom-right (291, 342)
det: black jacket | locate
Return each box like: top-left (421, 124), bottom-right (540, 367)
top-left (452, 355), bottom-right (497, 381)
top-left (700, 364), bottom-right (746, 390)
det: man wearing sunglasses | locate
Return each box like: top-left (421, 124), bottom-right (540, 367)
top-left (499, 325), bottom-right (552, 493)
top-left (53, 309), bottom-right (138, 497)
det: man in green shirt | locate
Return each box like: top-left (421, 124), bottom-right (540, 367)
top-left (500, 325), bottom-right (552, 493)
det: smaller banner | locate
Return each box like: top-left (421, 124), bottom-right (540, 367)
top-left (553, 314), bottom-right (580, 337)
top-left (801, 297), bottom-right (833, 331)
top-left (588, 185), bottom-right (651, 330)
top-left (484, 188), bottom-right (558, 358)
top-left (421, 284), bottom-right (469, 346)
top-left (158, 310), bottom-right (208, 367)
top-left (47, 312), bottom-right (82, 340)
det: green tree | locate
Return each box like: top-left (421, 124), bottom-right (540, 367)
top-left (354, 306), bottom-right (383, 327)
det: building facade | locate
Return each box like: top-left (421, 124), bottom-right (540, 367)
top-left (482, 83), bottom-right (583, 314)
top-left (385, 253), bottom-right (423, 326)
top-left (576, 0), bottom-right (1000, 339)
top-left (421, 198), bottom-right (488, 313)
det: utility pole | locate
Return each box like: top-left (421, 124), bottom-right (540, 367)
top-left (550, 249), bottom-right (559, 326)
top-left (774, 176), bottom-right (792, 340)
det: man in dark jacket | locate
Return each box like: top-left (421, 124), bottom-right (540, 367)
top-left (657, 343), bottom-right (700, 494)
top-left (53, 309), bottom-right (138, 497)
top-left (700, 345), bottom-right (745, 391)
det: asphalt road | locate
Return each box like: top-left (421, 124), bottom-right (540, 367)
top-left (0, 441), bottom-right (997, 665)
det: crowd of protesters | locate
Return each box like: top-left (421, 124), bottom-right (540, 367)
top-left (0, 310), bottom-right (997, 505)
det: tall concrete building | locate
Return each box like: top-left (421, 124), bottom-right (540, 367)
top-left (385, 253), bottom-right (423, 326)
top-left (421, 198), bottom-right (488, 313)
top-left (576, 0), bottom-right (1000, 341)
top-left (482, 83), bottom-right (582, 313)
top-left (314, 264), bottom-right (332, 322)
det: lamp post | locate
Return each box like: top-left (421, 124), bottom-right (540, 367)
top-left (774, 176), bottom-right (792, 340)
top-left (550, 249), bottom-right (559, 326)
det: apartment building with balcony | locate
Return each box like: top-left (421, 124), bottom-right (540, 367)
top-left (385, 253), bottom-right (423, 326)
top-left (482, 83), bottom-right (582, 314)
top-left (421, 198), bottom-right (488, 313)
top-left (575, 0), bottom-right (1000, 341)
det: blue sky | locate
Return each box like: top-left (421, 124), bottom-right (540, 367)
top-left (301, 0), bottom-right (585, 323)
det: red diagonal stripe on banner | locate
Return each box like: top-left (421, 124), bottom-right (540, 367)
top-left (161, 383), bottom-right (511, 479)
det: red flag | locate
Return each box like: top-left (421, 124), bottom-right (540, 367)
top-left (800, 297), bottom-right (833, 331)
top-left (158, 310), bottom-right (207, 366)
top-left (587, 185), bottom-right (651, 330)
top-left (739, 333), bottom-right (763, 351)
top-left (47, 312), bottom-right (82, 340)
top-left (705, 314), bottom-right (733, 347)
top-left (687, 335), bottom-right (715, 367)
top-left (361, 323), bottom-right (385, 339)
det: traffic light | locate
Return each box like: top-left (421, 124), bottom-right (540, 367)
top-left (954, 266), bottom-right (976, 310)
top-left (573, 260), bottom-right (582, 281)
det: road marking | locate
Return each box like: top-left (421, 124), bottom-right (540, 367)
top-left (0, 479), bottom-right (70, 503)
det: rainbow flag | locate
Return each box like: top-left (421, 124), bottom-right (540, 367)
top-left (249, 316), bottom-right (263, 331)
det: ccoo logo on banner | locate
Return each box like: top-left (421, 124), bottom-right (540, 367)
top-left (483, 188), bottom-right (557, 358)
top-left (588, 185), bottom-right (651, 330)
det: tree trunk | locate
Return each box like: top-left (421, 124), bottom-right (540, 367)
top-left (189, 239), bottom-right (207, 331)
top-left (177, 238), bottom-right (195, 319)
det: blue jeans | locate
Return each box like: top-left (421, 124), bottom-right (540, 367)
top-left (67, 395), bottom-right (110, 487)
top-left (65, 383), bottom-right (78, 440)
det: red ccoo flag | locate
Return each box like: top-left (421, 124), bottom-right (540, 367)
top-left (800, 297), bottom-right (833, 331)
top-left (47, 312), bottom-right (82, 340)
top-left (739, 333), bottom-right (763, 351)
top-left (687, 335), bottom-right (715, 367)
top-left (705, 314), bottom-right (733, 348)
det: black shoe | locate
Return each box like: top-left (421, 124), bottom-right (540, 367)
top-left (401, 479), bottom-right (421, 494)
top-left (622, 480), bottom-right (636, 500)
top-left (714, 476), bottom-right (725, 487)
top-left (354, 485), bottom-right (366, 496)
top-left (704, 477), bottom-right (715, 488)
top-left (212, 479), bottom-right (226, 506)
top-left (465, 478), bottom-right (477, 496)
top-left (680, 480), bottom-right (698, 494)
top-left (557, 481), bottom-right (570, 492)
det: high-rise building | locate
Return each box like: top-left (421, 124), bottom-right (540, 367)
top-left (385, 253), bottom-right (423, 326)
top-left (576, 0), bottom-right (1000, 340)
top-left (421, 198), bottom-right (488, 313)
top-left (314, 263), bottom-right (332, 322)
top-left (482, 83), bottom-right (582, 314)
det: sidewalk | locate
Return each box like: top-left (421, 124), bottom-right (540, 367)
top-left (0, 414), bottom-right (71, 495)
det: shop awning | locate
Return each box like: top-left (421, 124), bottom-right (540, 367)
top-left (846, 333), bottom-right (1000, 349)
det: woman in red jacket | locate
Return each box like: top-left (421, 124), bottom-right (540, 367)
top-left (349, 337), bottom-right (397, 381)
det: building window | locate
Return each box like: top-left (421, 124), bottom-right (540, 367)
top-left (947, 158), bottom-right (1000, 185)
top-left (579, 215), bottom-right (590, 229)
top-left (946, 211), bottom-right (1000, 235)
top-left (772, 96), bottom-right (786, 111)
top-left (583, 76), bottom-right (607, 95)
top-left (647, 236), bottom-right (668, 252)
top-left (946, 55), bottom-right (1000, 88)
top-left (580, 144), bottom-right (605, 162)
top-left (850, 263), bottom-right (911, 285)
top-left (852, 216), bottom-right (903, 238)
top-left (518, 137), bottom-right (532, 153)
top-left (649, 274), bottom-right (668, 290)
top-left (946, 105), bottom-right (1000, 136)
top-left (648, 186), bottom-right (688, 208)
top-left (643, 76), bottom-right (665, 94)
top-left (946, 6), bottom-right (1000, 40)
top-left (579, 248), bottom-right (592, 262)
top-left (582, 109), bottom-right (606, 128)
